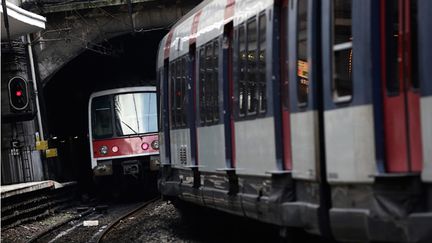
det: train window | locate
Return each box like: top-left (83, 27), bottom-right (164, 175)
top-left (199, 48), bottom-right (206, 125)
top-left (258, 13), bottom-right (267, 114)
top-left (198, 41), bottom-right (219, 126)
top-left (91, 96), bottom-right (113, 139)
top-left (114, 93), bottom-right (158, 135)
top-left (333, 0), bottom-right (353, 101)
top-left (247, 18), bottom-right (258, 115)
top-left (170, 62), bottom-right (176, 128)
top-left (176, 60), bottom-right (183, 127)
top-left (297, 0), bottom-right (309, 106)
top-left (213, 40), bottom-right (220, 123)
top-left (205, 43), bottom-right (213, 123)
top-left (181, 57), bottom-right (187, 127)
top-left (238, 24), bottom-right (247, 117)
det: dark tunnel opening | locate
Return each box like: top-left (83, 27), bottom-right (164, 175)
top-left (43, 30), bottom-right (167, 192)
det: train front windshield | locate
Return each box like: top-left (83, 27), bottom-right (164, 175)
top-left (91, 92), bottom-right (158, 139)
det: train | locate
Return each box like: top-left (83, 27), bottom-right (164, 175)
top-left (156, 0), bottom-right (432, 242)
top-left (88, 86), bottom-right (160, 194)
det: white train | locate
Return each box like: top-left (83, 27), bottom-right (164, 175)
top-left (88, 87), bottom-right (160, 194)
top-left (157, 0), bottom-right (432, 241)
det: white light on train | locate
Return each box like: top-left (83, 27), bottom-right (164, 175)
top-left (112, 146), bottom-right (119, 153)
top-left (99, 145), bottom-right (108, 155)
top-left (141, 142), bottom-right (149, 150)
top-left (151, 140), bottom-right (159, 150)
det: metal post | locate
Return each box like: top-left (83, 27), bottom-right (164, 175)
top-left (1, 0), bottom-right (13, 48)
top-left (26, 34), bottom-right (44, 141)
top-left (26, 34), bottom-right (49, 180)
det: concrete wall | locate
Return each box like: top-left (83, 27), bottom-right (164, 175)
top-left (1, 40), bottom-right (44, 185)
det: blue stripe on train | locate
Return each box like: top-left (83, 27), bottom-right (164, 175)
top-left (419, 0), bottom-right (432, 96)
top-left (371, 0), bottom-right (385, 173)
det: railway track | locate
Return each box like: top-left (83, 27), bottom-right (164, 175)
top-left (25, 197), bottom-right (159, 243)
top-left (96, 197), bottom-right (160, 243)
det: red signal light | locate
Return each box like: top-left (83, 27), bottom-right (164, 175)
top-left (8, 77), bottom-right (29, 111)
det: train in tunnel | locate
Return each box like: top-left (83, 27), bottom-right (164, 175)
top-left (88, 86), bottom-right (160, 194)
top-left (156, 0), bottom-right (432, 242)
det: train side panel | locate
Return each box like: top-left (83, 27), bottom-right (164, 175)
top-left (290, 111), bottom-right (319, 180)
top-left (419, 0), bottom-right (432, 182)
top-left (170, 129), bottom-right (192, 167)
top-left (324, 106), bottom-right (376, 182)
top-left (421, 97), bottom-right (432, 181)
top-left (235, 118), bottom-right (277, 175)
top-left (197, 125), bottom-right (226, 171)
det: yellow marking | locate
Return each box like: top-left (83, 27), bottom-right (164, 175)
top-left (36, 140), bottom-right (48, 150)
top-left (45, 148), bottom-right (58, 158)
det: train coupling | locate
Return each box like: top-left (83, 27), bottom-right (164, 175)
top-left (122, 160), bottom-right (140, 175)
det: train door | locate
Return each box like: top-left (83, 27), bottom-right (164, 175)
top-left (159, 33), bottom-right (173, 166)
top-left (233, 6), bottom-right (277, 175)
top-left (223, 22), bottom-right (235, 169)
top-left (289, 0), bottom-right (333, 237)
top-left (188, 11), bottom-right (202, 168)
top-left (288, 0), bottom-right (320, 181)
top-left (188, 43), bottom-right (198, 167)
top-left (161, 59), bottom-right (171, 165)
top-left (322, 0), bottom-right (376, 183)
top-left (418, 0), bottom-right (432, 181)
top-left (381, 0), bottom-right (422, 173)
top-left (169, 56), bottom-right (191, 167)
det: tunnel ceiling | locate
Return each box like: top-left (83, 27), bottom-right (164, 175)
top-left (44, 30), bottom-right (166, 139)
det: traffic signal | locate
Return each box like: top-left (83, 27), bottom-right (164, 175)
top-left (8, 77), bottom-right (29, 111)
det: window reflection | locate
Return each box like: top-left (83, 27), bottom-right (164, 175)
top-left (92, 96), bottom-right (113, 139)
top-left (333, 0), bottom-right (353, 100)
top-left (297, 0), bottom-right (309, 105)
top-left (114, 93), bottom-right (158, 136)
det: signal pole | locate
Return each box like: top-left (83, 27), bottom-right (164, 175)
top-left (26, 34), bottom-right (44, 141)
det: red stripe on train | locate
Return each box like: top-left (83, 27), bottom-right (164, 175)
top-left (164, 31), bottom-right (173, 60)
top-left (224, 0), bottom-right (235, 20)
top-left (190, 10), bottom-right (202, 45)
top-left (93, 134), bottom-right (159, 159)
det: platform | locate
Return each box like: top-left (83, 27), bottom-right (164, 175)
top-left (1, 180), bottom-right (75, 199)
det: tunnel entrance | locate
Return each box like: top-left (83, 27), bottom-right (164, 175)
top-left (42, 30), bottom-right (167, 193)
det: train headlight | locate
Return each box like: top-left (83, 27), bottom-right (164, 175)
top-left (99, 145), bottom-right (108, 155)
top-left (141, 142), bottom-right (149, 150)
top-left (151, 140), bottom-right (159, 150)
top-left (112, 146), bottom-right (119, 153)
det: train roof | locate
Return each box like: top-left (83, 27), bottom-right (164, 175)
top-left (157, 0), bottom-right (273, 69)
top-left (89, 86), bottom-right (156, 101)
